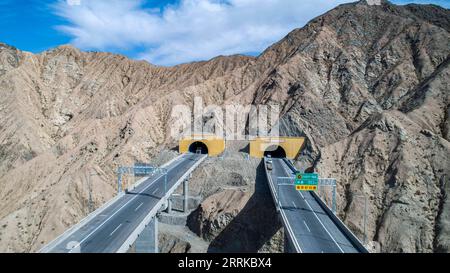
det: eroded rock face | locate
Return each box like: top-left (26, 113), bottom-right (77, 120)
top-left (0, 1), bottom-right (448, 252)
top-left (0, 44), bottom-right (255, 252)
top-left (180, 143), bottom-right (283, 252)
top-left (247, 1), bottom-right (450, 253)
top-left (317, 111), bottom-right (449, 252)
top-left (188, 189), bottom-right (251, 241)
top-left (187, 187), bottom-right (282, 253)
top-left (159, 233), bottom-right (192, 253)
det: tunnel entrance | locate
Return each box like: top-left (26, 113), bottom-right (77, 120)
top-left (264, 145), bottom-right (286, 158)
top-left (189, 141), bottom-right (209, 154)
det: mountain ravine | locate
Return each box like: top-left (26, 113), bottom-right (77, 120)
top-left (0, 0), bottom-right (448, 253)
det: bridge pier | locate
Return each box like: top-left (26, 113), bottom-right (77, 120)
top-left (135, 217), bottom-right (158, 253)
top-left (183, 178), bottom-right (189, 212)
top-left (284, 231), bottom-right (295, 253)
top-left (167, 199), bottom-right (173, 214)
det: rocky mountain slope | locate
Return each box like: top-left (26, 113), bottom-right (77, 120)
top-left (0, 0), bottom-right (448, 252)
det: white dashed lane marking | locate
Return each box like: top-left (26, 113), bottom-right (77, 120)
top-left (109, 224), bottom-right (122, 236)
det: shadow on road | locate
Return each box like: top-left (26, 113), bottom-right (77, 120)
top-left (204, 160), bottom-right (283, 253)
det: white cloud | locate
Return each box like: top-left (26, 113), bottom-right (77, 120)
top-left (53, 0), bottom-right (353, 66)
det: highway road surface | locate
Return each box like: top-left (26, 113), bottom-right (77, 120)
top-left (45, 153), bottom-right (204, 253)
top-left (268, 158), bottom-right (361, 253)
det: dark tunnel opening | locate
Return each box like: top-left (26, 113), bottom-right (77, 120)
top-left (189, 141), bottom-right (209, 154)
top-left (264, 145), bottom-right (286, 158)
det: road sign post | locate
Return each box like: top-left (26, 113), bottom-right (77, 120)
top-left (351, 192), bottom-right (368, 245)
top-left (317, 178), bottom-right (337, 214)
top-left (332, 183), bottom-right (336, 214)
top-left (277, 177), bottom-right (295, 209)
top-left (117, 164), bottom-right (166, 195)
top-left (117, 173), bottom-right (122, 194)
top-left (164, 168), bottom-right (168, 195)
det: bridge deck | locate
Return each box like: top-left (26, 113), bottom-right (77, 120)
top-left (42, 153), bottom-right (205, 253)
top-left (266, 158), bottom-right (364, 253)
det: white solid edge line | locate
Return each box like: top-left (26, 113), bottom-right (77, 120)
top-left (69, 173), bottom-right (166, 251)
top-left (115, 154), bottom-right (207, 253)
top-left (280, 159), bottom-right (345, 253)
top-left (265, 158), bottom-right (302, 253)
top-left (278, 197), bottom-right (302, 253)
top-left (273, 160), bottom-right (302, 253)
top-left (41, 154), bottom-right (186, 253)
top-left (297, 190), bottom-right (345, 253)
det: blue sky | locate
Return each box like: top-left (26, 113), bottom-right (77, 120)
top-left (0, 0), bottom-right (448, 66)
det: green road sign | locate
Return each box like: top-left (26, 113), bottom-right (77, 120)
top-left (295, 172), bottom-right (318, 191)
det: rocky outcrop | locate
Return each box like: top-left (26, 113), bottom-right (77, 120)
top-left (187, 184), bottom-right (282, 253)
top-left (317, 111), bottom-right (449, 252)
top-left (188, 189), bottom-right (251, 241)
top-left (247, 0), bottom-right (450, 253)
top-left (0, 42), bottom-right (254, 252)
top-left (0, 0), bottom-right (448, 252)
top-left (158, 233), bottom-right (192, 253)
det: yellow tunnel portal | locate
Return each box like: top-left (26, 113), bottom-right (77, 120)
top-left (188, 141), bottom-right (209, 154)
top-left (179, 135), bottom-right (225, 157)
top-left (263, 145), bottom-right (287, 158)
top-left (250, 137), bottom-right (305, 159)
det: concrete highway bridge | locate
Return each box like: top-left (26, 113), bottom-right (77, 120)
top-left (40, 135), bottom-right (367, 253)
